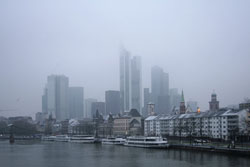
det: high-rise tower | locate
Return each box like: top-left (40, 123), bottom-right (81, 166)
top-left (120, 48), bottom-right (131, 113)
top-left (151, 66), bottom-right (170, 114)
top-left (120, 48), bottom-right (142, 113)
top-left (47, 75), bottom-right (69, 121)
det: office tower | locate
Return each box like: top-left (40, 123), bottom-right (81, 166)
top-left (179, 90), bottom-right (186, 114)
top-left (131, 56), bottom-right (142, 113)
top-left (151, 66), bottom-right (170, 114)
top-left (47, 75), bottom-right (69, 121)
top-left (170, 88), bottom-right (181, 111)
top-left (209, 92), bottom-right (219, 112)
top-left (91, 102), bottom-right (106, 117)
top-left (68, 87), bottom-right (84, 119)
top-left (142, 88), bottom-right (151, 117)
top-left (120, 47), bottom-right (142, 113)
top-left (120, 48), bottom-right (131, 113)
top-left (42, 87), bottom-right (48, 114)
top-left (84, 98), bottom-right (97, 118)
top-left (105, 90), bottom-right (120, 115)
top-left (187, 101), bottom-right (198, 112)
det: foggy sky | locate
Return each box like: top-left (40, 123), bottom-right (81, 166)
top-left (1, 0), bottom-right (250, 118)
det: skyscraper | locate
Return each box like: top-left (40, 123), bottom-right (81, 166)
top-left (84, 98), bottom-right (97, 118)
top-left (47, 75), bottom-right (69, 121)
top-left (131, 56), bottom-right (142, 113)
top-left (68, 87), bottom-right (84, 119)
top-left (169, 88), bottom-right (181, 111)
top-left (151, 66), bottom-right (170, 114)
top-left (105, 90), bottom-right (120, 115)
top-left (142, 88), bottom-right (151, 117)
top-left (120, 48), bottom-right (142, 113)
top-left (120, 48), bottom-right (131, 113)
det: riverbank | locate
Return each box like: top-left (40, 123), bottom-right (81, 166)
top-left (169, 144), bottom-right (250, 156)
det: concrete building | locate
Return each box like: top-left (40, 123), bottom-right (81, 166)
top-left (105, 90), bottom-right (120, 115)
top-left (46, 75), bottom-right (69, 121)
top-left (151, 66), bottom-right (170, 114)
top-left (84, 98), bottom-right (97, 118)
top-left (68, 87), bottom-right (84, 119)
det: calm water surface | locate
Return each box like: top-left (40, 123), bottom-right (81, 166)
top-left (0, 141), bottom-right (249, 167)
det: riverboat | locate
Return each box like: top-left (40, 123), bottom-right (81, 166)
top-left (70, 135), bottom-right (95, 143)
top-left (55, 135), bottom-right (70, 142)
top-left (124, 136), bottom-right (169, 148)
top-left (41, 136), bottom-right (56, 141)
top-left (102, 137), bottom-right (126, 145)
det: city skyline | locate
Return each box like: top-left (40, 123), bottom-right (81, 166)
top-left (1, 0), bottom-right (250, 118)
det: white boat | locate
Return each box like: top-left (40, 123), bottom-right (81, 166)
top-left (70, 135), bottom-right (95, 143)
top-left (102, 137), bottom-right (126, 145)
top-left (55, 135), bottom-right (70, 142)
top-left (41, 136), bottom-right (56, 141)
top-left (124, 136), bottom-right (169, 148)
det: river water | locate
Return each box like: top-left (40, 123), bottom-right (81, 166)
top-left (0, 141), bottom-right (249, 167)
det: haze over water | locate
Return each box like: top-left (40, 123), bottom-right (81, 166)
top-left (0, 141), bottom-right (249, 167)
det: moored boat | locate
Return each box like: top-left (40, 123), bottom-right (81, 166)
top-left (102, 137), bottom-right (126, 145)
top-left (41, 136), bottom-right (56, 141)
top-left (55, 135), bottom-right (70, 142)
top-left (124, 136), bottom-right (169, 148)
top-left (70, 135), bottom-right (95, 143)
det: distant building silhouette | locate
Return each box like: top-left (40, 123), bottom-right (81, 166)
top-left (120, 47), bottom-right (142, 114)
top-left (209, 92), bottom-right (219, 112)
top-left (84, 98), bottom-right (97, 118)
top-left (151, 66), bottom-right (170, 114)
top-left (105, 90), bottom-right (120, 115)
top-left (46, 75), bottom-right (69, 121)
top-left (68, 87), bottom-right (84, 119)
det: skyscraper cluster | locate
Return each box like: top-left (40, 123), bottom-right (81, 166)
top-left (42, 75), bottom-right (84, 121)
top-left (41, 47), bottom-right (197, 121)
top-left (120, 48), bottom-right (142, 114)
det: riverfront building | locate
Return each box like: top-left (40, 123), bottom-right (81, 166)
top-left (144, 109), bottom-right (249, 141)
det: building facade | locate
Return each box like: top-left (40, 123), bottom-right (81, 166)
top-left (120, 48), bottom-right (142, 114)
top-left (151, 66), bottom-right (170, 115)
top-left (144, 109), bottom-right (249, 141)
top-left (84, 98), bottom-right (97, 118)
top-left (68, 87), bottom-right (84, 119)
top-left (105, 90), bottom-right (120, 115)
top-left (46, 75), bottom-right (69, 121)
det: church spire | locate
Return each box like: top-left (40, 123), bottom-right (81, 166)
top-left (181, 89), bottom-right (185, 102)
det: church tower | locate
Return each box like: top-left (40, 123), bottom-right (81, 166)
top-left (209, 92), bottom-right (219, 112)
top-left (179, 90), bottom-right (186, 114)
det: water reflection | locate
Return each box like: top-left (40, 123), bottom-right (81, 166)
top-left (0, 141), bottom-right (249, 167)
